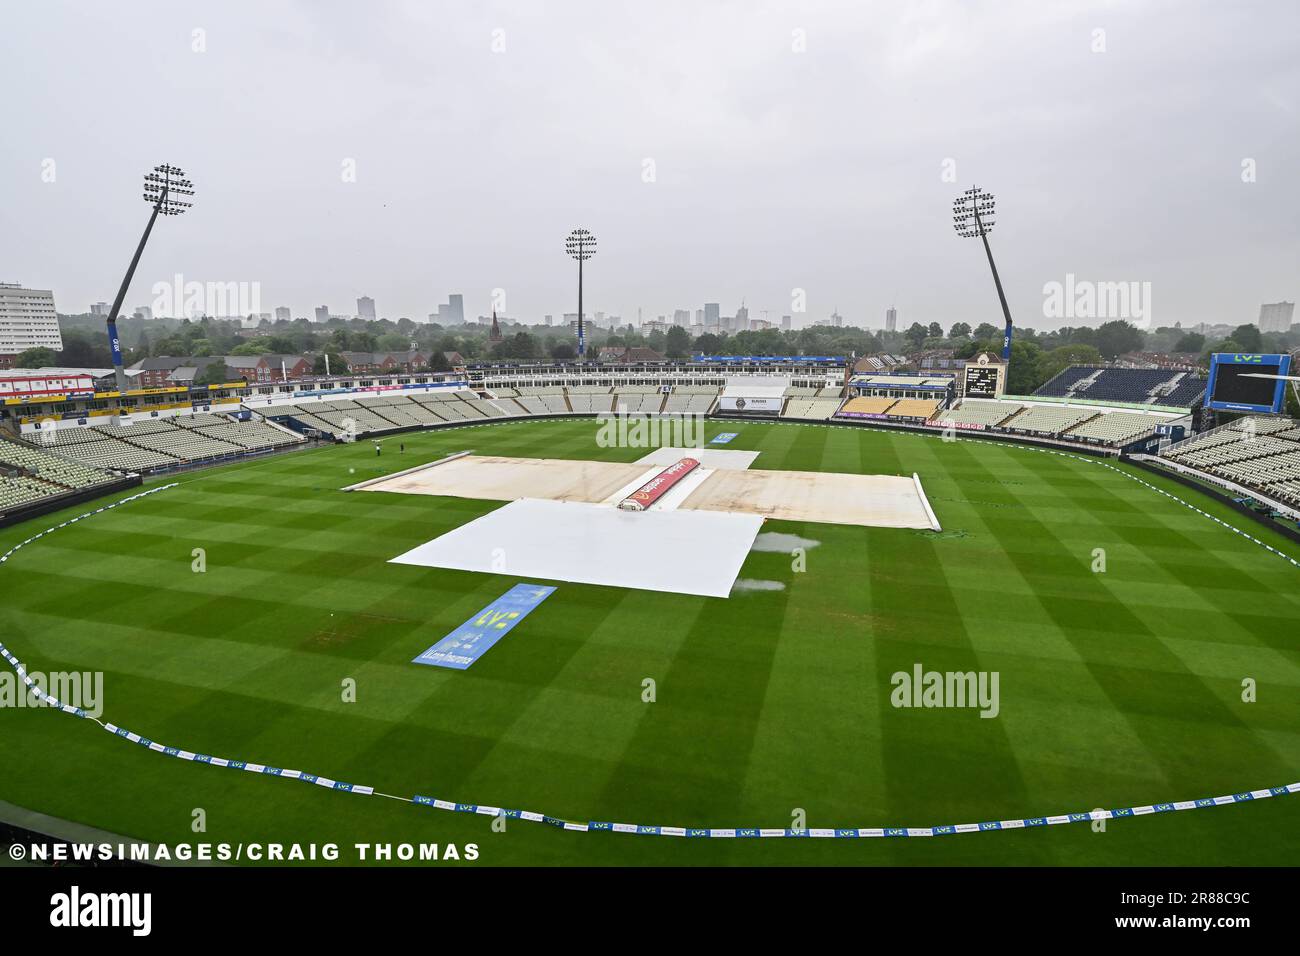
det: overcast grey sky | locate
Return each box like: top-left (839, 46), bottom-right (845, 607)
top-left (3, 0), bottom-right (1297, 330)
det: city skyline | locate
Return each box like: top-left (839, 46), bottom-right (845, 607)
top-left (4, 1), bottom-right (1297, 332)
top-left (58, 290), bottom-right (1294, 337)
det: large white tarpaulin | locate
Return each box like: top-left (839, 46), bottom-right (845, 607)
top-left (390, 498), bottom-right (763, 598)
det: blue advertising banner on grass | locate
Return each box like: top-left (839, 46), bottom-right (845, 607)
top-left (710, 433), bottom-right (738, 444)
top-left (413, 584), bottom-right (556, 670)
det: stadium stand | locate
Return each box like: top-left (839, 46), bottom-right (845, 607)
top-left (1034, 366), bottom-right (1207, 407)
top-left (0, 439), bottom-right (120, 512)
top-left (1001, 404), bottom-right (1096, 435)
top-left (1155, 372), bottom-right (1208, 407)
top-left (1162, 416), bottom-right (1300, 506)
top-left (612, 389), bottom-right (666, 414)
top-left (567, 390), bottom-right (612, 414)
top-left (930, 400), bottom-right (1023, 428)
top-left (1032, 366), bottom-right (1095, 398)
top-left (836, 396), bottom-right (897, 417)
top-left (265, 386), bottom-right (619, 439)
top-left (1061, 411), bottom-right (1164, 445)
top-left (661, 390), bottom-right (715, 414)
top-left (884, 398), bottom-right (942, 420)
top-left (38, 415), bottom-right (306, 472)
top-left (42, 428), bottom-right (180, 471)
top-left (782, 397), bottom-right (844, 420)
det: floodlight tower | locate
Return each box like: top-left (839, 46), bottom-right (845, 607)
top-left (952, 185), bottom-right (1013, 361)
top-left (104, 164), bottom-right (195, 393)
top-left (565, 228), bottom-right (597, 360)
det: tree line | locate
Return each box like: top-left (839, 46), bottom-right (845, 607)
top-left (14, 314), bottom-right (1296, 399)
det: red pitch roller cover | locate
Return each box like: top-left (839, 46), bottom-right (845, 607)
top-left (617, 458), bottom-right (701, 511)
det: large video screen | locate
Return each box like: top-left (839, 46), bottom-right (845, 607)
top-left (1206, 353), bottom-right (1291, 413)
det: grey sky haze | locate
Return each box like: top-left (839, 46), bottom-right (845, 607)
top-left (3, 0), bottom-right (1297, 330)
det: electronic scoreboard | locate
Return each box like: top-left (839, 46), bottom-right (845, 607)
top-left (1205, 353), bottom-right (1292, 414)
top-left (963, 356), bottom-right (1004, 398)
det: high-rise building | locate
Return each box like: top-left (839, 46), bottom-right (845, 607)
top-left (781, 314), bottom-right (792, 331)
top-left (357, 296), bottom-right (376, 321)
top-left (132, 305), bottom-right (153, 320)
top-left (885, 306), bottom-right (897, 332)
top-left (89, 302), bottom-right (108, 316)
top-left (0, 283), bottom-right (63, 359)
top-left (435, 293), bottom-right (465, 325)
top-left (704, 303), bottom-right (720, 327)
top-left (314, 305), bottom-right (329, 323)
top-left (275, 307), bottom-right (291, 322)
top-left (673, 309), bottom-right (690, 327)
top-left (1258, 301), bottom-right (1294, 333)
top-left (735, 302), bottom-right (749, 330)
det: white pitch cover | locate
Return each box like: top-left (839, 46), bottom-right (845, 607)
top-left (390, 497), bottom-right (763, 598)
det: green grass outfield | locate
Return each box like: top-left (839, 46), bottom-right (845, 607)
top-left (2, 417), bottom-right (1297, 865)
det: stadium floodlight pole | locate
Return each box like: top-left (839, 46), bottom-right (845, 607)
top-left (565, 228), bottom-right (597, 361)
top-left (104, 164), bottom-right (195, 393)
top-left (952, 185), bottom-right (1013, 362)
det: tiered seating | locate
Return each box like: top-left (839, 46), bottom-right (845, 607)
top-left (462, 397), bottom-right (512, 418)
top-left (1002, 405), bottom-right (1094, 435)
top-left (175, 415), bottom-right (305, 451)
top-left (931, 400), bottom-right (1022, 427)
top-left (1062, 412), bottom-right (1162, 445)
top-left (782, 397), bottom-right (843, 420)
top-left (1217, 451), bottom-right (1300, 488)
top-left (38, 429), bottom-right (180, 473)
top-left (836, 396), bottom-right (895, 417)
top-left (0, 475), bottom-right (64, 510)
top-left (612, 390), bottom-right (665, 414)
top-left (1155, 372), bottom-right (1208, 407)
top-left (884, 398), bottom-right (942, 420)
top-left (507, 386), bottom-right (567, 415)
top-left (177, 412), bottom-right (227, 428)
top-left (308, 401), bottom-right (403, 433)
top-left (1034, 366), bottom-right (1207, 407)
top-left (272, 403), bottom-right (347, 436)
top-left (511, 395), bottom-right (551, 415)
top-left (661, 390), bottom-right (715, 414)
top-left (568, 392), bottom-right (613, 414)
top-left (1162, 417), bottom-right (1300, 504)
top-left (401, 402), bottom-right (454, 425)
top-left (428, 397), bottom-right (487, 421)
top-left (366, 402), bottom-right (427, 428)
top-left (519, 385), bottom-right (565, 395)
top-left (1269, 480), bottom-right (1300, 503)
top-left (0, 439), bottom-right (118, 489)
top-left (0, 438), bottom-right (122, 512)
top-left (1032, 366), bottom-right (1096, 398)
top-left (783, 386), bottom-right (819, 397)
top-left (104, 422), bottom-right (244, 461)
top-left (1169, 433), bottom-right (1294, 470)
